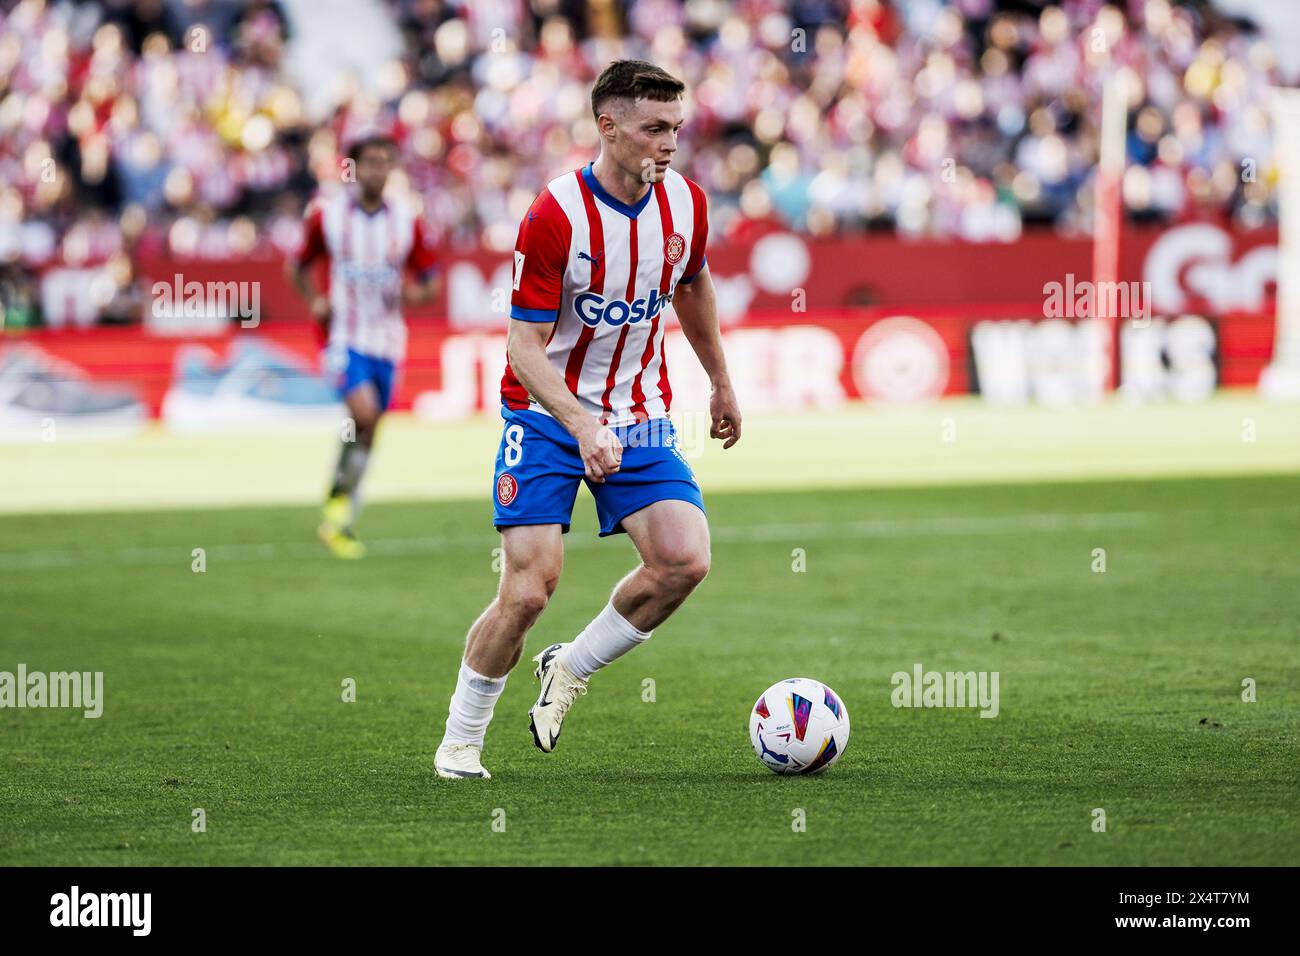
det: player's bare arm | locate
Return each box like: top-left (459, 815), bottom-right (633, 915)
top-left (672, 265), bottom-right (741, 448)
top-left (285, 255), bottom-right (330, 325)
top-left (401, 274), bottom-right (439, 307)
top-left (505, 318), bottom-right (623, 482)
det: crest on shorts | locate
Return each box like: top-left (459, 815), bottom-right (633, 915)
top-left (496, 473), bottom-right (519, 506)
top-left (664, 232), bottom-right (686, 265)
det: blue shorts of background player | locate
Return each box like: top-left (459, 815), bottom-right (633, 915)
top-left (492, 406), bottom-right (706, 537)
top-left (332, 348), bottom-right (397, 410)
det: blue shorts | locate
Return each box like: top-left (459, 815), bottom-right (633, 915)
top-left (492, 406), bottom-right (706, 537)
top-left (333, 348), bottom-right (397, 411)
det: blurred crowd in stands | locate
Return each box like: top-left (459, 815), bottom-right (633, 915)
top-left (0, 0), bottom-right (1287, 326)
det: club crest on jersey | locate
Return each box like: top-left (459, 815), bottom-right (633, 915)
top-left (664, 232), bottom-right (686, 265)
top-left (574, 289), bottom-right (668, 328)
top-left (496, 473), bottom-right (519, 506)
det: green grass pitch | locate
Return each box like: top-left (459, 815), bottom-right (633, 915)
top-left (1, 473), bottom-right (1297, 865)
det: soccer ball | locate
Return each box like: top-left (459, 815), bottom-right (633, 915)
top-left (748, 678), bottom-right (850, 775)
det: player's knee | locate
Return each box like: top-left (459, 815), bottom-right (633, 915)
top-left (347, 396), bottom-right (381, 436)
top-left (680, 551), bottom-right (710, 590)
top-left (508, 585), bottom-right (550, 621)
top-left (654, 546), bottom-right (710, 594)
top-left (503, 569), bottom-right (559, 621)
top-left (354, 414), bottom-right (379, 441)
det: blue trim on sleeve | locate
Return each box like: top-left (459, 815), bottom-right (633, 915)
top-left (510, 305), bottom-right (559, 323)
top-left (678, 255), bottom-right (707, 284)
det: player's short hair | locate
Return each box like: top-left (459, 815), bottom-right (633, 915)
top-left (347, 133), bottom-right (397, 164)
top-left (591, 60), bottom-right (685, 121)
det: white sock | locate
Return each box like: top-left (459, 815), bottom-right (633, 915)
top-left (559, 602), bottom-right (651, 680)
top-left (341, 445), bottom-right (369, 489)
top-left (342, 446), bottom-right (369, 524)
top-left (441, 662), bottom-right (507, 747)
top-left (332, 443), bottom-right (370, 492)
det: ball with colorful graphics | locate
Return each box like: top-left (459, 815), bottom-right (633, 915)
top-left (749, 678), bottom-right (849, 774)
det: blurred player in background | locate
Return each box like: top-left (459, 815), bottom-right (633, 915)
top-left (288, 134), bottom-right (439, 558)
top-left (435, 60), bottom-right (742, 780)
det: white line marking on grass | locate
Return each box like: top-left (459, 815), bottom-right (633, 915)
top-left (0, 509), bottom-right (1162, 572)
top-left (716, 511), bottom-right (1155, 543)
top-left (3, 504), bottom-right (1296, 572)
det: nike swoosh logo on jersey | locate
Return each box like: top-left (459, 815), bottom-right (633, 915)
top-left (528, 211), bottom-right (538, 221)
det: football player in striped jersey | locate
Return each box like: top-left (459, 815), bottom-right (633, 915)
top-left (436, 61), bottom-right (741, 779)
top-left (289, 134), bottom-right (439, 558)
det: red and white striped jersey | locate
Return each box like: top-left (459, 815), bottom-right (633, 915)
top-left (503, 162), bottom-right (708, 426)
top-left (295, 192), bottom-right (438, 362)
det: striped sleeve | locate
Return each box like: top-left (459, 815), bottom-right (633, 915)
top-left (510, 188), bottom-right (572, 322)
top-left (294, 200), bottom-right (328, 267)
top-left (405, 216), bottom-right (439, 279)
top-left (679, 178), bottom-right (708, 284)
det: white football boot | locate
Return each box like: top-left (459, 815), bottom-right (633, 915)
top-left (528, 643), bottom-right (588, 753)
top-left (434, 743), bottom-right (491, 780)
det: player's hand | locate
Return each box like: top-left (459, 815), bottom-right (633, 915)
top-left (710, 381), bottom-right (742, 449)
top-left (402, 282), bottom-right (435, 307)
top-left (309, 295), bottom-right (331, 323)
top-left (579, 422), bottom-right (622, 483)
